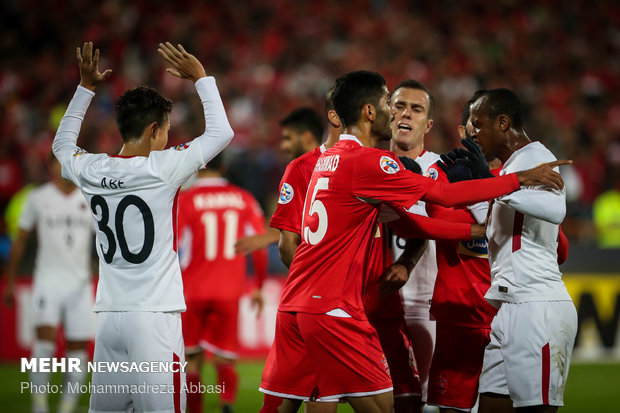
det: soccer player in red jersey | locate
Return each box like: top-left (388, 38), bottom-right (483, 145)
top-left (259, 70), bottom-right (569, 412)
top-left (235, 107), bottom-right (326, 256)
top-left (177, 152), bottom-right (267, 413)
top-left (424, 96), bottom-right (502, 412)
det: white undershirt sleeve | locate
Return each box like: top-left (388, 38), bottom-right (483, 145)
top-left (51, 85), bottom-right (94, 179)
top-left (498, 186), bottom-right (566, 224)
top-left (193, 76), bottom-right (234, 164)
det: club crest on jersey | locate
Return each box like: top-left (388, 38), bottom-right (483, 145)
top-left (380, 156), bottom-right (399, 174)
top-left (425, 167), bottom-right (439, 180)
top-left (72, 148), bottom-right (88, 157)
top-left (174, 142), bottom-right (190, 151)
top-left (278, 183), bottom-right (294, 204)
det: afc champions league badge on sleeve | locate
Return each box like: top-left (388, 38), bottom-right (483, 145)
top-left (379, 156), bottom-right (400, 174)
top-left (278, 182), bottom-right (294, 204)
top-left (425, 167), bottom-right (439, 180)
top-left (174, 142), bottom-right (190, 151)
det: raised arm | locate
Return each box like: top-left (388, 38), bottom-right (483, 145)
top-left (158, 42), bottom-right (233, 163)
top-left (52, 42), bottom-right (111, 165)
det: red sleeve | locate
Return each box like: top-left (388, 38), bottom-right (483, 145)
top-left (352, 149), bottom-right (435, 209)
top-left (247, 194), bottom-right (268, 288)
top-left (425, 162), bottom-right (478, 224)
top-left (557, 225), bottom-right (569, 265)
top-left (424, 173), bottom-right (520, 207)
top-left (389, 213), bottom-right (471, 240)
top-left (270, 159), bottom-right (308, 235)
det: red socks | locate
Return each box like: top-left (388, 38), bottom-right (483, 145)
top-left (259, 394), bottom-right (285, 413)
top-left (216, 363), bottom-right (238, 404)
top-left (186, 371), bottom-right (202, 413)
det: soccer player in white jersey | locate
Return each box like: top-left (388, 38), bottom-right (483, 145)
top-left (4, 155), bottom-right (95, 413)
top-left (52, 42), bottom-right (233, 413)
top-left (464, 89), bottom-right (577, 413)
top-left (389, 79), bottom-right (441, 403)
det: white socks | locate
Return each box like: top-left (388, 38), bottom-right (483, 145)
top-left (59, 349), bottom-right (88, 413)
top-left (30, 340), bottom-right (55, 413)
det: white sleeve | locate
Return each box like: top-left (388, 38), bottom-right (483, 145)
top-left (467, 201), bottom-right (489, 224)
top-left (51, 85), bottom-right (95, 184)
top-left (152, 76), bottom-right (234, 187)
top-left (497, 186), bottom-right (566, 224)
top-left (18, 191), bottom-right (37, 231)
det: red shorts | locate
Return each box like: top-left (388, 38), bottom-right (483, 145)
top-left (370, 316), bottom-right (421, 397)
top-left (260, 311), bottom-right (393, 400)
top-left (182, 299), bottom-right (239, 358)
top-left (427, 323), bottom-right (491, 409)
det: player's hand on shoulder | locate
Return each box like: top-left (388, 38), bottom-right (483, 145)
top-left (516, 160), bottom-right (572, 190)
top-left (77, 41), bottom-right (112, 91)
top-left (158, 42), bottom-right (206, 82)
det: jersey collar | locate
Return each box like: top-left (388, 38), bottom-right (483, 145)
top-left (339, 134), bottom-right (363, 146)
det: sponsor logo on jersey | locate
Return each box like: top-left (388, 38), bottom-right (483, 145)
top-left (425, 167), bottom-right (439, 180)
top-left (278, 183), bottom-right (294, 204)
top-left (458, 238), bottom-right (489, 258)
top-left (379, 156), bottom-right (399, 174)
top-left (380, 354), bottom-right (391, 375)
top-left (174, 143), bottom-right (190, 151)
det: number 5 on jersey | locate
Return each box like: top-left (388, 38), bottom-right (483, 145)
top-left (303, 177), bottom-right (329, 245)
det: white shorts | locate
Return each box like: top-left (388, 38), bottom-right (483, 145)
top-left (478, 301), bottom-right (577, 408)
top-left (89, 312), bottom-right (186, 413)
top-left (32, 283), bottom-right (95, 341)
top-left (404, 314), bottom-right (436, 401)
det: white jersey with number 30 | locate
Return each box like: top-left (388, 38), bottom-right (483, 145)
top-left (53, 77), bottom-right (233, 312)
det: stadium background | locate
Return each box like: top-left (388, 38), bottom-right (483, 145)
top-left (0, 0), bottom-right (618, 411)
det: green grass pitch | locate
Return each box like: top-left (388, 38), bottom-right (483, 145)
top-left (0, 360), bottom-right (618, 412)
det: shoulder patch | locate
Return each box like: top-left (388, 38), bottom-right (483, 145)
top-left (278, 182), bottom-right (294, 204)
top-left (174, 142), bottom-right (190, 151)
top-left (425, 168), bottom-right (438, 180)
top-left (379, 156), bottom-right (400, 174)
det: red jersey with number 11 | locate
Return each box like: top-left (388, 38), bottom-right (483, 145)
top-left (178, 178), bottom-right (267, 301)
top-left (278, 135), bottom-right (436, 320)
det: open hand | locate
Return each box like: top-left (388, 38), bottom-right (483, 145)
top-left (157, 43), bottom-right (206, 82)
top-left (77, 42), bottom-right (112, 91)
top-left (516, 160), bottom-right (572, 190)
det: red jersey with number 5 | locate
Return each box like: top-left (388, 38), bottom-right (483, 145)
top-left (278, 135), bottom-right (436, 320)
top-left (177, 177), bottom-right (267, 301)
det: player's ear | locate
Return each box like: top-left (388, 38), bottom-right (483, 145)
top-left (363, 103), bottom-right (374, 122)
top-left (327, 109), bottom-right (341, 129)
top-left (496, 114), bottom-right (510, 132)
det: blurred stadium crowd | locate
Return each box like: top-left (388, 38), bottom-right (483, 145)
top-left (1, 0), bottom-right (619, 247)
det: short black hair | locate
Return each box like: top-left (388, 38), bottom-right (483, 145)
top-left (333, 70), bottom-right (386, 129)
top-left (325, 86), bottom-right (335, 116)
top-left (115, 86), bottom-right (173, 142)
top-left (279, 107), bottom-right (324, 144)
top-left (462, 90), bottom-right (486, 126)
top-left (475, 88), bottom-right (524, 129)
top-left (393, 79), bottom-right (435, 118)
